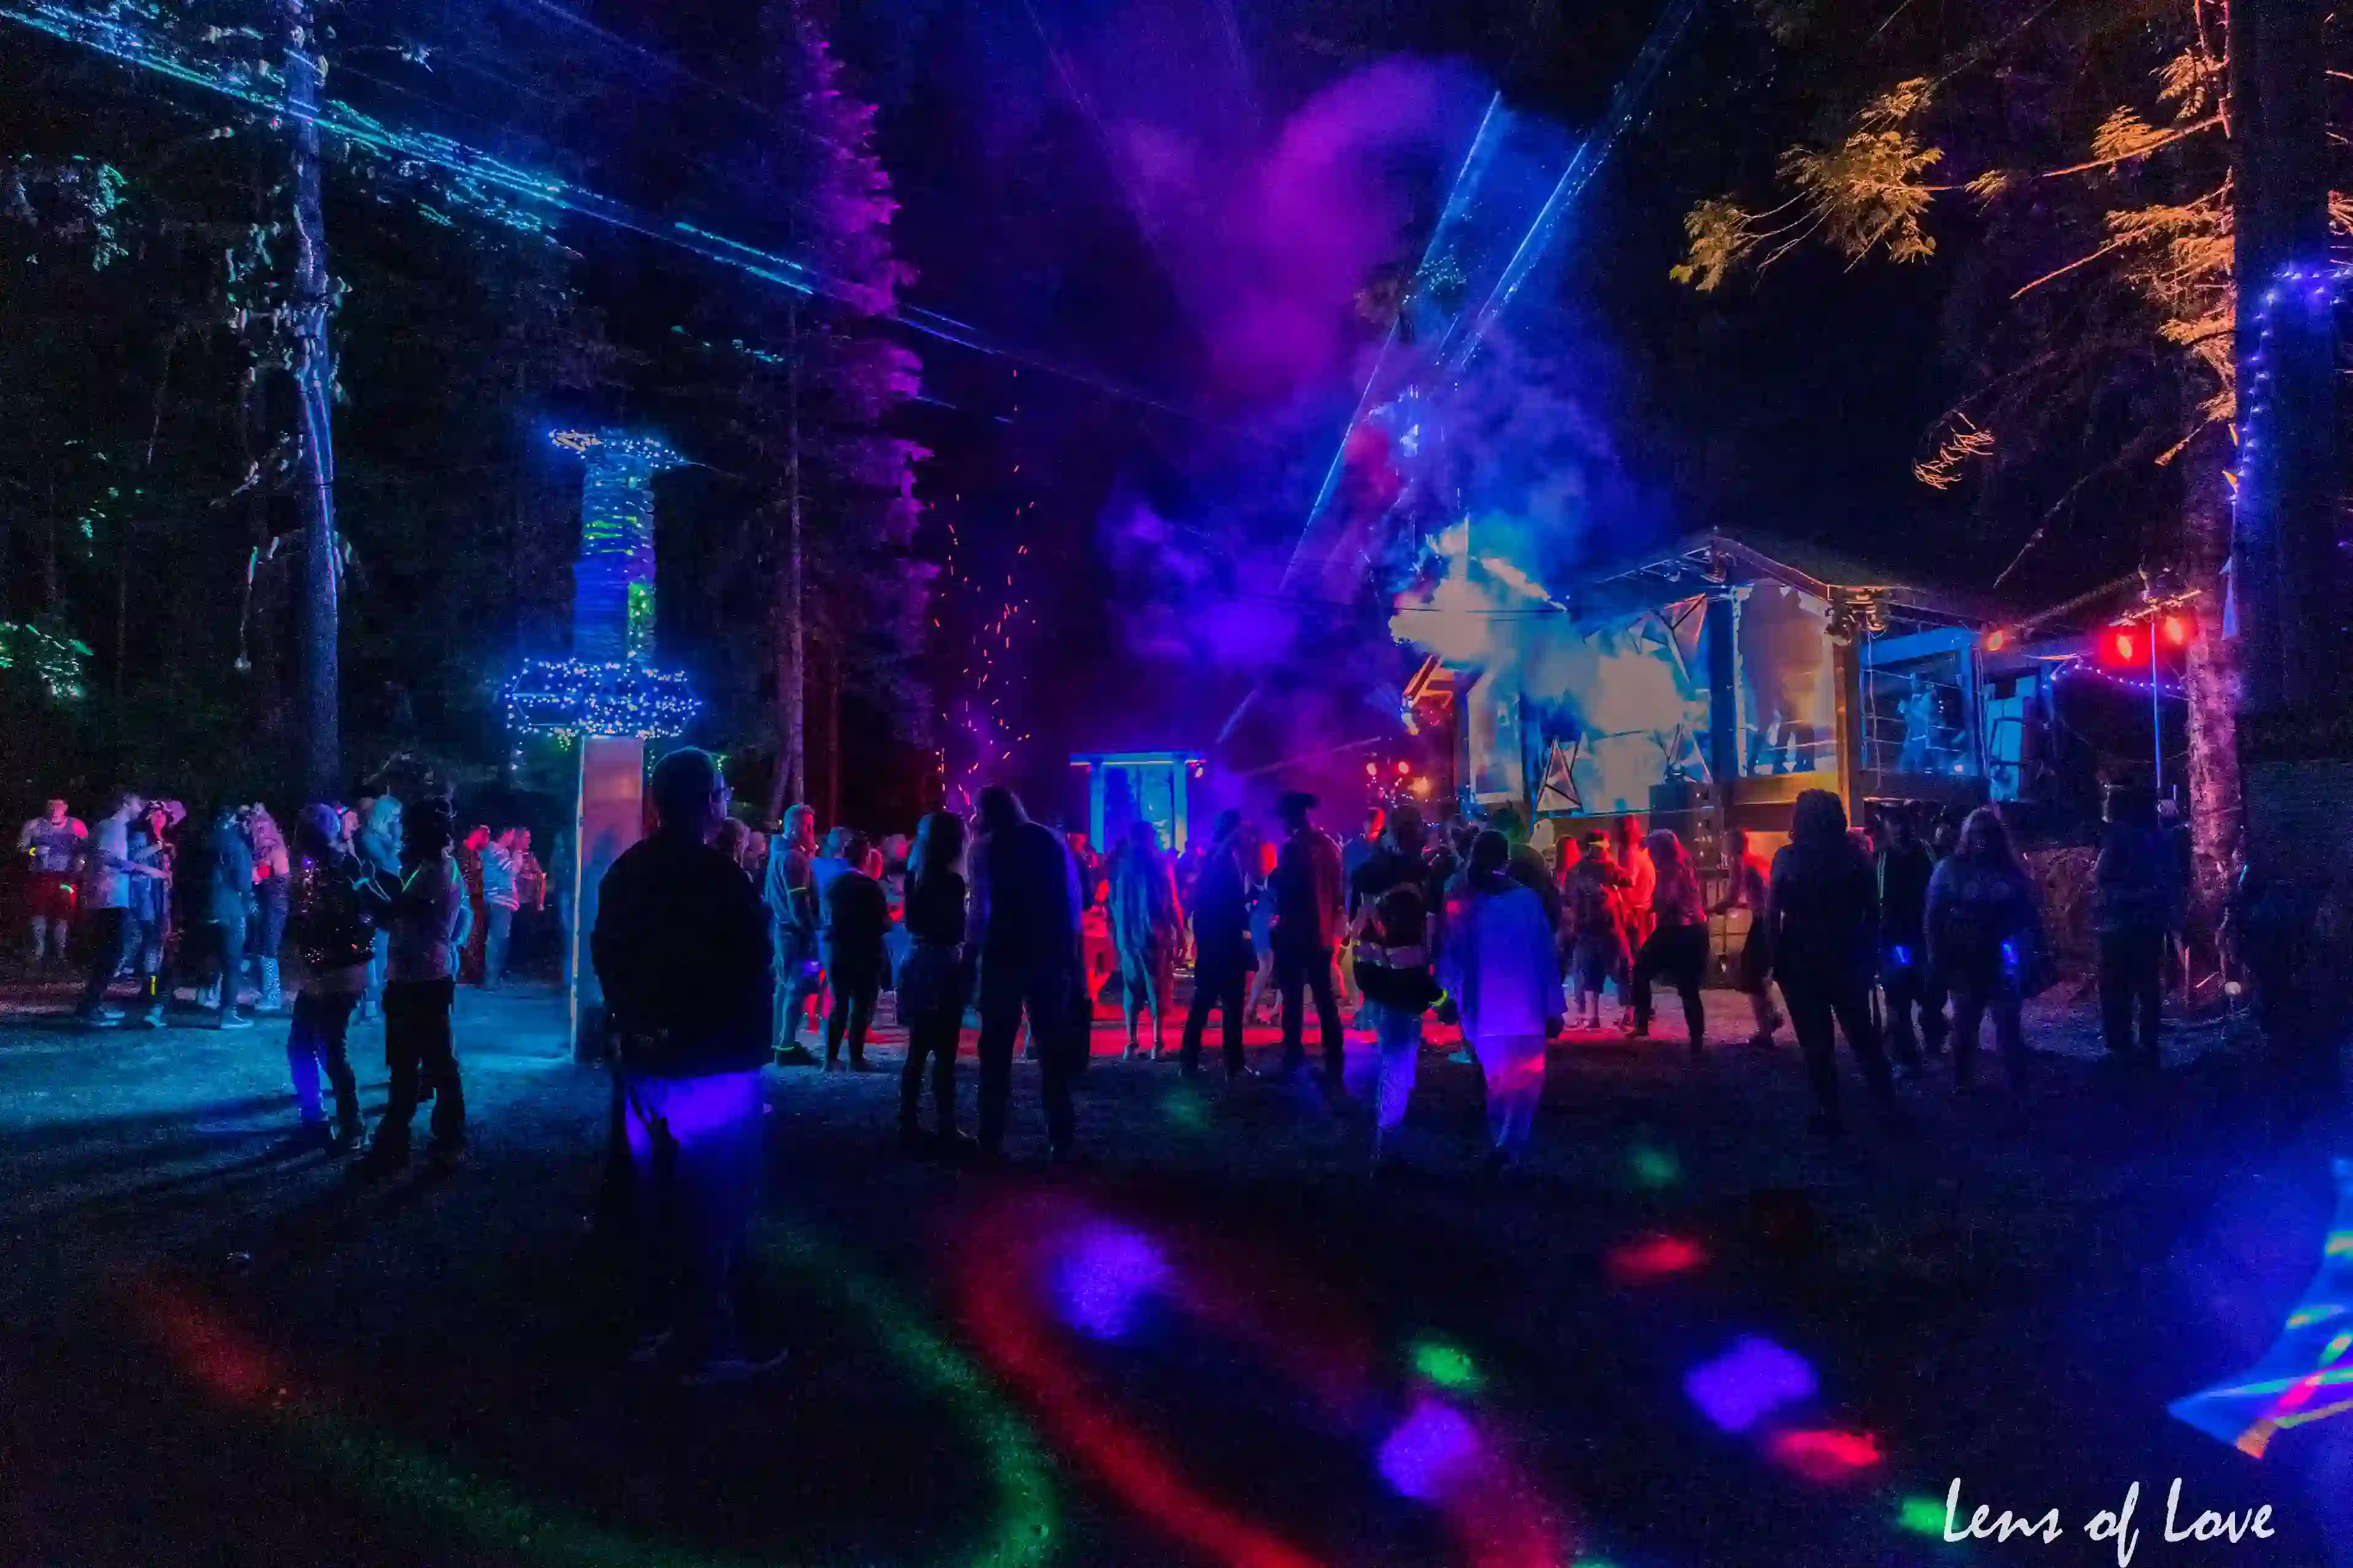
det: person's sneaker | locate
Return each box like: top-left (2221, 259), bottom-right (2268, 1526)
top-left (77, 1005), bottom-right (125, 1028)
top-left (773, 1043), bottom-right (819, 1067)
top-left (138, 1007), bottom-right (166, 1029)
top-left (217, 1013), bottom-right (254, 1031)
top-left (1744, 1031), bottom-right (1777, 1049)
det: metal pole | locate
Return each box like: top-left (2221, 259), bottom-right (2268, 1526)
top-left (2151, 626), bottom-right (2164, 797)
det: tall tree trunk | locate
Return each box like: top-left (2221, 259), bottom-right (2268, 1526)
top-left (285, 0), bottom-right (340, 802)
top-left (2179, 429), bottom-right (2242, 933)
top-left (766, 298), bottom-right (807, 824)
top-left (823, 636), bottom-right (841, 826)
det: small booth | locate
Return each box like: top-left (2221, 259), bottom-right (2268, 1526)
top-left (1068, 750), bottom-right (1205, 854)
top-left (502, 429), bottom-right (698, 1059)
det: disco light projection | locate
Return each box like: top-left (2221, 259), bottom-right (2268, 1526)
top-left (1897, 1495), bottom-right (1951, 1536)
top-left (1408, 1336), bottom-right (1487, 1395)
top-left (1684, 1336), bottom-right (1818, 1435)
top-left (2171, 1158), bottom-right (2353, 1459)
top-left (1626, 1144), bottom-right (1680, 1190)
top-left (1052, 1223), bottom-right (1171, 1343)
top-left (1766, 1429), bottom-right (1882, 1483)
top-left (1378, 1397), bottom-right (1484, 1502)
top-left (1603, 1235), bottom-right (1707, 1287)
top-left (129, 1251), bottom-right (1058, 1568)
top-left (959, 1194), bottom-right (1570, 1568)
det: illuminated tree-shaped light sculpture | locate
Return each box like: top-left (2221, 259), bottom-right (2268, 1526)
top-left (503, 429), bottom-right (698, 1056)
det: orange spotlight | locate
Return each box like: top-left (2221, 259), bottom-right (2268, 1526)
top-left (2161, 612), bottom-right (2192, 647)
top-left (1983, 628), bottom-right (2008, 652)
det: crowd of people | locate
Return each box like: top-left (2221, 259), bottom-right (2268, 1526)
top-left (11, 763), bottom-right (2190, 1378)
top-left (12, 788), bottom-right (558, 1163)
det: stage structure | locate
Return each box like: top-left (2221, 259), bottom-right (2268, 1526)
top-left (502, 429), bottom-right (697, 1059)
top-left (1069, 751), bottom-right (1205, 854)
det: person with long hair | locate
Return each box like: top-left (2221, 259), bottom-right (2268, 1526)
top-left (1767, 789), bottom-right (1897, 1133)
top-left (286, 805), bottom-right (391, 1152)
top-left (821, 830), bottom-right (891, 1072)
top-left (1926, 806), bottom-right (2043, 1094)
top-left (1108, 818), bottom-right (1183, 1061)
top-left (896, 811), bottom-right (971, 1150)
top-left (1181, 810), bottom-right (1258, 1080)
top-left (354, 795), bottom-right (402, 1020)
top-left (1628, 829), bottom-right (1709, 1050)
top-left (1562, 832), bottom-right (1631, 1030)
top-left (1439, 830), bottom-right (1564, 1171)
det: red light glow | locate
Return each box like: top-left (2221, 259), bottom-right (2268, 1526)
top-left (2108, 629), bottom-right (2139, 664)
top-left (1983, 628), bottom-right (2008, 652)
top-left (1605, 1234), bottom-right (1709, 1285)
top-left (1768, 1429), bottom-right (1883, 1482)
top-left (2161, 613), bottom-right (2191, 647)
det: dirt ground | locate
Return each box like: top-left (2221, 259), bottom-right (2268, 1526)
top-left (2, 969), bottom-right (2347, 1568)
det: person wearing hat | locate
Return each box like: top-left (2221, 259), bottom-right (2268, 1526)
top-left (1270, 789), bottom-right (1347, 1085)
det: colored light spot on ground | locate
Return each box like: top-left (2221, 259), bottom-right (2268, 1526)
top-left (1897, 1496), bottom-right (1949, 1535)
top-left (1162, 1086), bottom-right (1209, 1132)
top-left (2324, 1332), bottom-right (2353, 1363)
top-left (1606, 1234), bottom-right (1707, 1285)
top-left (2287, 1303), bottom-right (2347, 1329)
top-left (2326, 1230), bottom-right (2352, 1257)
top-left (1628, 1145), bottom-right (1680, 1188)
top-left (1052, 1223), bottom-right (1169, 1341)
top-left (1685, 1336), bottom-right (1817, 1433)
top-left (1407, 1336), bottom-right (1485, 1393)
top-left (1378, 1398), bottom-right (1482, 1501)
top-left (1768, 1428), bottom-right (1882, 1482)
top-left (1570, 1558), bottom-right (1621, 1568)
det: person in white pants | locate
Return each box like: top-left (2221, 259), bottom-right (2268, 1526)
top-left (1439, 830), bottom-right (1565, 1171)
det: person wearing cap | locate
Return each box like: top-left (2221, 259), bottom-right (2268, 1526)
top-left (1270, 789), bottom-right (1348, 1085)
top-left (591, 748), bottom-right (776, 1379)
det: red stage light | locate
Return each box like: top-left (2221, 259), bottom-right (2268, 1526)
top-left (1983, 628), bottom-right (2008, 652)
top-left (2107, 628), bottom-right (2139, 664)
top-left (2161, 612), bottom-right (2192, 647)
top-left (1396, 760), bottom-right (1412, 776)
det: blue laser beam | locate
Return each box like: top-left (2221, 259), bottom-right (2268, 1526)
top-left (2, 0), bottom-right (1227, 423)
top-left (1436, 0), bottom-right (1699, 373)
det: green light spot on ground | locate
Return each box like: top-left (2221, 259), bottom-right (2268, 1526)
top-left (1408, 1336), bottom-right (1484, 1392)
top-left (1898, 1496), bottom-right (1949, 1536)
top-left (1629, 1145), bottom-right (1679, 1188)
top-left (1161, 1086), bottom-right (1208, 1132)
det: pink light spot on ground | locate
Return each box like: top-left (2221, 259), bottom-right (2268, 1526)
top-left (1768, 1428), bottom-right (1882, 1482)
top-left (1605, 1234), bottom-right (1707, 1285)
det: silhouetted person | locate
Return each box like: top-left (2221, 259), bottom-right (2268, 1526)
top-left (1768, 789), bottom-right (1897, 1134)
top-left (198, 802), bottom-right (256, 1029)
top-left (75, 790), bottom-right (162, 1026)
top-left (1108, 819), bottom-right (1183, 1059)
top-left (896, 811), bottom-right (969, 1150)
top-left (367, 798), bottom-right (468, 1171)
top-left (1927, 806), bottom-right (2043, 1094)
top-left (592, 748), bottom-right (774, 1381)
top-left (967, 786), bottom-right (1085, 1163)
top-left (1629, 829), bottom-right (1707, 1050)
top-left (1440, 830), bottom-right (1564, 1169)
top-left (822, 830), bottom-right (890, 1072)
top-left (1875, 811), bottom-right (1945, 1067)
top-left (1352, 805), bottom-right (1438, 1171)
top-left (1181, 810), bottom-right (1256, 1080)
top-left (1710, 828), bottom-right (1782, 1048)
top-left (286, 804), bottom-right (390, 1152)
top-left (1270, 789), bottom-right (1347, 1083)
top-left (765, 803), bottom-right (822, 1064)
top-left (2094, 786), bottom-right (2177, 1066)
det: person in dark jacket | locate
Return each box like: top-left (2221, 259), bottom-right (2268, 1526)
top-left (127, 803), bottom-right (174, 1028)
top-left (966, 786), bottom-right (1085, 1162)
top-left (367, 798), bottom-right (468, 1171)
top-left (1270, 789), bottom-right (1347, 1083)
top-left (1180, 810), bottom-right (1258, 1080)
top-left (2094, 786), bottom-right (2178, 1066)
top-left (1874, 811), bottom-right (1946, 1066)
top-left (896, 811), bottom-right (969, 1150)
top-left (285, 805), bottom-right (391, 1150)
top-left (822, 830), bottom-right (892, 1072)
top-left (1108, 819), bottom-right (1183, 1060)
top-left (591, 748), bottom-right (775, 1381)
top-left (1768, 789), bottom-right (1897, 1134)
top-left (1350, 806), bottom-right (1440, 1171)
top-left (197, 803), bottom-right (257, 1030)
top-left (1926, 806), bottom-right (2044, 1094)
